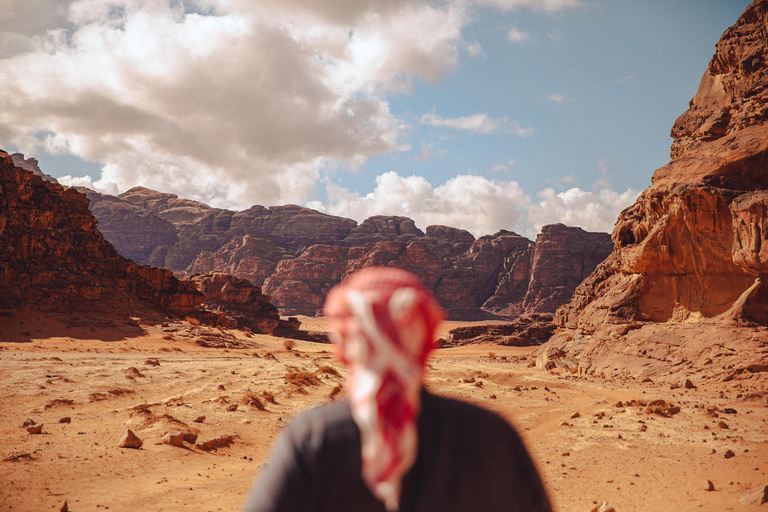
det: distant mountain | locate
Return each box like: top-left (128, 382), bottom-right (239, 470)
top-left (81, 185), bottom-right (613, 319)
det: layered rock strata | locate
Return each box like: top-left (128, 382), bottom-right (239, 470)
top-left (0, 151), bottom-right (203, 316)
top-left (83, 183), bottom-right (613, 318)
top-left (539, 0), bottom-right (768, 383)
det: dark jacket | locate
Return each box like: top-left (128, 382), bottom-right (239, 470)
top-left (243, 390), bottom-right (553, 512)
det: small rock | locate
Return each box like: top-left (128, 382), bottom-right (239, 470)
top-left (684, 379), bottom-right (697, 389)
top-left (570, 412), bottom-right (581, 419)
top-left (723, 408), bottom-right (737, 414)
top-left (590, 501), bottom-right (616, 512)
top-left (128, 317), bottom-right (141, 326)
top-left (667, 406), bottom-right (681, 415)
top-left (118, 429), bottom-right (143, 449)
top-left (724, 449), bottom-right (735, 459)
top-left (717, 421), bottom-right (729, 429)
top-left (60, 500), bottom-right (69, 512)
top-left (559, 421), bottom-right (571, 427)
top-left (639, 424), bottom-right (648, 432)
top-left (705, 480), bottom-right (715, 491)
top-left (26, 424), bottom-right (43, 434)
top-left (227, 404), bottom-right (238, 412)
top-left (629, 471), bottom-right (639, 477)
top-left (562, 452), bottom-right (570, 457)
top-left (193, 416), bottom-right (205, 423)
top-left (144, 358), bottom-right (160, 366)
top-left (182, 431), bottom-right (198, 444)
top-left (163, 431), bottom-right (185, 447)
top-left (22, 419), bottom-right (36, 427)
top-left (59, 417), bottom-right (71, 424)
top-left (614, 401), bottom-right (623, 407)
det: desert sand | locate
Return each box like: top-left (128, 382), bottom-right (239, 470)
top-left (1, 314), bottom-right (766, 512)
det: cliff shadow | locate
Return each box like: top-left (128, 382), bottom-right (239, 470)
top-left (0, 309), bottom-right (165, 343)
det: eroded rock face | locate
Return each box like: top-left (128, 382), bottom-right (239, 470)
top-left (0, 151), bottom-right (203, 316)
top-left (540, 1), bottom-right (768, 382)
top-left (189, 273), bottom-right (280, 334)
top-left (81, 178), bottom-right (611, 319)
top-left (522, 224), bottom-right (614, 314)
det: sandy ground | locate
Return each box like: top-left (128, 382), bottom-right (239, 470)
top-left (1, 313), bottom-right (766, 512)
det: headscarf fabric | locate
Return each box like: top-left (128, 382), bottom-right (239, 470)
top-left (323, 267), bottom-right (445, 511)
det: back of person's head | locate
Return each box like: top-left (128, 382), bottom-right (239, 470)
top-left (323, 267), bottom-right (445, 511)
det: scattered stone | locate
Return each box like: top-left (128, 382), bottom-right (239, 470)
top-left (193, 416), bottom-right (205, 423)
top-left (26, 424), bottom-right (43, 434)
top-left (60, 500), bottom-right (68, 512)
top-left (667, 406), bottom-right (681, 415)
top-left (128, 317), bottom-right (141, 326)
top-left (196, 435), bottom-right (236, 452)
top-left (570, 412), bottom-right (581, 419)
top-left (144, 358), bottom-right (160, 366)
top-left (59, 417), bottom-right (71, 424)
top-left (562, 452), bottom-right (570, 457)
top-left (717, 421), bottom-right (729, 429)
top-left (182, 431), bottom-right (198, 444)
top-left (724, 449), bottom-right (735, 459)
top-left (590, 501), bottom-right (616, 512)
top-left (118, 429), bottom-right (143, 449)
top-left (162, 431), bottom-right (185, 447)
top-left (560, 421), bottom-right (571, 427)
top-left (227, 404), bottom-right (238, 412)
top-left (22, 419), bottom-right (36, 427)
top-left (723, 408), bottom-right (737, 414)
top-left (614, 401), bottom-right (623, 407)
top-left (125, 367), bottom-right (146, 379)
top-left (629, 471), bottom-right (639, 477)
top-left (684, 379), bottom-right (697, 389)
top-left (489, 394), bottom-right (497, 400)
top-left (705, 480), bottom-right (715, 491)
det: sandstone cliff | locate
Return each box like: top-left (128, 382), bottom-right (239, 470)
top-left (539, 0), bottom-right (768, 384)
top-left (0, 151), bottom-right (203, 317)
top-left (83, 184), bottom-right (612, 318)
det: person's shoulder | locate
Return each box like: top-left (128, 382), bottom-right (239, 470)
top-left (282, 399), bottom-right (357, 446)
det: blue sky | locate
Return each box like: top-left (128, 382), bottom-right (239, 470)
top-left (0, 0), bottom-right (749, 237)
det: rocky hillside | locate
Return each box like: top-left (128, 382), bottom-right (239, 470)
top-left (83, 184), bottom-right (613, 318)
top-left (0, 151), bottom-right (203, 316)
top-left (538, 0), bottom-right (768, 384)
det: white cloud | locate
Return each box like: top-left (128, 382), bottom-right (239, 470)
top-left (507, 27), bottom-right (530, 43)
top-left (466, 41), bottom-right (487, 59)
top-left (310, 171), bottom-right (530, 236)
top-left (421, 111), bottom-right (531, 136)
top-left (475, 0), bottom-right (581, 13)
top-left (526, 187), bottom-right (638, 235)
top-left (548, 93), bottom-right (564, 103)
top-left (311, 171), bottom-right (637, 237)
top-left (0, 0), bottom-right (465, 209)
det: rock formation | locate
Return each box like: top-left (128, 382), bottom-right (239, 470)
top-left (81, 184), bottom-right (612, 318)
top-left (188, 272), bottom-right (280, 334)
top-left (0, 151), bottom-right (203, 316)
top-left (443, 314), bottom-right (556, 347)
top-left (538, 0), bottom-right (768, 383)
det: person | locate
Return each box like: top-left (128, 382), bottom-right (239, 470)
top-left (242, 267), bottom-right (553, 512)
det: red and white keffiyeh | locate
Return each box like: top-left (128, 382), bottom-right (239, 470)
top-left (323, 267), bottom-right (445, 511)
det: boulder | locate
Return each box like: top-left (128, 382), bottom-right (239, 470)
top-left (118, 429), bottom-right (143, 449)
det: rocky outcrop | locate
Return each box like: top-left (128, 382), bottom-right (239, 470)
top-left (185, 235), bottom-right (290, 286)
top-left (522, 224), bottom-right (614, 314)
top-left (539, 1), bottom-right (768, 383)
top-left (79, 179), bottom-right (612, 319)
top-left (189, 273), bottom-right (280, 334)
top-left (10, 153), bottom-right (57, 183)
top-left (443, 314), bottom-right (555, 347)
top-left (0, 151), bottom-right (203, 316)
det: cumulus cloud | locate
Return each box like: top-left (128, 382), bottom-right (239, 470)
top-left (547, 93), bottom-right (564, 103)
top-left (475, 0), bottom-right (581, 12)
top-left (310, 171), bottom-right (530, 236)
top-left (466, 41), bottom-right (487, 59)
top-left (0, 0), bottom-right (464, 208)
top-left (526, 187), bottom-right (638, 234)
top-left (420, 111), bottom-right (531, 136)
top-left (507, 27), bottom-right (529, 43)
top-left (310, 171), bottom-right (638, 237)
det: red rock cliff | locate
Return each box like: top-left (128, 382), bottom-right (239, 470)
top-left (0, 151), bottom-right (203, 316)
